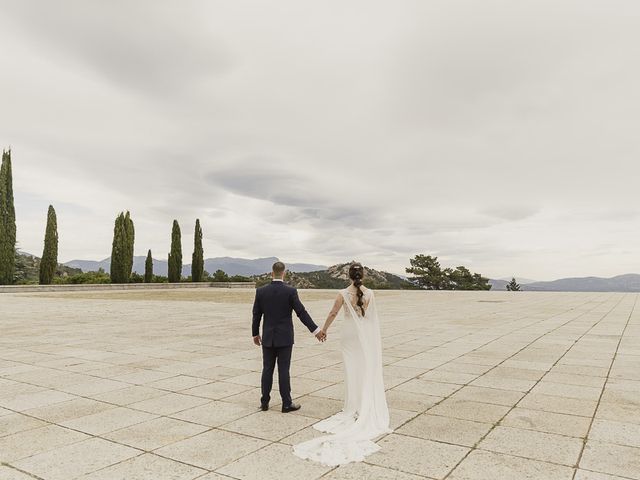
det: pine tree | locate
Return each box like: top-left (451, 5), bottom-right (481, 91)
top-left (144, 249), bottom-right (153, 283)
top-left (0, 149), bottom-right (16, 285)
top-left (506, 277), bottom-right (521, 291)
top-left (191, 219), bottom-right (204, 282)
top-left (168, 220), bottom-right (182, 282)
top-left (406, 254), bottom-right (446, 290)
top-left (39, 205), bottom-right (58, 284)
top-left (406, 254), bottom-right (491, 290)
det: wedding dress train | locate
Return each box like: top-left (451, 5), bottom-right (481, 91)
top-left (293, 288), bottom-right (391, 466)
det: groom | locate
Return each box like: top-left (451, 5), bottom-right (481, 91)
top-left (252, 261), bottom-right (325, 412)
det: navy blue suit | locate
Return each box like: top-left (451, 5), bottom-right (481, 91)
top-left (252, 281), bottom-right (318, 406)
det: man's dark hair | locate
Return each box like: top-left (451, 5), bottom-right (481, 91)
top-left (272, 261), bottom-right (286, 275)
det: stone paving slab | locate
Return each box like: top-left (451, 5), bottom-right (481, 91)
top-left (1, 289), bottom-right (639, 479)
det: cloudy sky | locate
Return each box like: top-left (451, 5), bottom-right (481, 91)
top-left (1, 0), bottom-right (639, 280)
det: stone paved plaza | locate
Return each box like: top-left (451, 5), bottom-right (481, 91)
top-left (1, 289), bottom-right (639, 480)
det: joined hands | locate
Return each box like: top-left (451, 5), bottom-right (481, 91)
top-left (315, 330), bottom-right (327, 342)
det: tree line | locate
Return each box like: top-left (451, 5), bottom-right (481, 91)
top-left (0, 149), bottom-right (247, 285)
top-left (108, 212), bottom-right (210, 284)
top-left (405, 254), bottom-right (492, 290)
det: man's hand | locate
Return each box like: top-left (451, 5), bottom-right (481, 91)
top-left (315, 330), bottom-right (327, 342)
top-left (253, 335), bottom-right (262, 346)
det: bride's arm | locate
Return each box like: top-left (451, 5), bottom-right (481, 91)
top-left (321, 294), bottom-right (344, 335)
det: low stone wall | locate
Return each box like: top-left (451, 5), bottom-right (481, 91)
top-left (0, 282), bottom-right (255, 293)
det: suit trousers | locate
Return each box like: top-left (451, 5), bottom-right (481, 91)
top-left (261, 345), bottom-right (293, 407)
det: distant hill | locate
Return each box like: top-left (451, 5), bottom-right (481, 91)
top-left (60, 256), bottom-right (640, 292)
top-left (254, 262), bottom-right (418, 290)
top-left (489, 279), bottom-right (509, 290)
top-left (490, 274), bottom-right (640, 292)
top-left (490, 277), bottom-right (537, 290)
top-left (64, 258), bottom-right (111, 273)
top-left (15, 251), bottom-right (82, 284)
top-left (64, 256), bottom-right (326, 277)
top-left (498, 277), bottom-right (537, 284)
top-left (522, 274), bottom-right (640, 292)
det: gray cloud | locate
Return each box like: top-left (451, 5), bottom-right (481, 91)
top-left (209, 162), bottom-right (307, 205)
top-left (207, 159), bottom-right (377, 228)
top-left (1, 0), bottom-right (232, 96)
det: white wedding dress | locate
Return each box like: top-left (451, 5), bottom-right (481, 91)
top-left (293, 288), bottom-right (391, 466)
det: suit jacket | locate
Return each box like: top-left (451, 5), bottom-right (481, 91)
top-left (252, 281), bottom-right (317, 347)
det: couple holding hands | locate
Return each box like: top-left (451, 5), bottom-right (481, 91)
top-left (251, 261), bottom-right (391, 466)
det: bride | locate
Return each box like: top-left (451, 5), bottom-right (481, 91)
top-left (293, 262), bottom-right (391, 466)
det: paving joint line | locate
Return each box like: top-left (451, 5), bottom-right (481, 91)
top-left (571, 293), bottom-right (638, 480)
top-left (438, 293), bottom-right (626, 479)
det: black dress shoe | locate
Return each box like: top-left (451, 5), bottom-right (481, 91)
top-left (281, 403), bottom-right (301, 413)
top-left (260, 404), bottom-right (269, 411)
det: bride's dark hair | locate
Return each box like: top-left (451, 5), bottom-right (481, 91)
top-left (348, 262), bottom-right (366, 316)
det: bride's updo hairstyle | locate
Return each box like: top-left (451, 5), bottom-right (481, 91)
top-left (348, 262), bottom-right (366, 316)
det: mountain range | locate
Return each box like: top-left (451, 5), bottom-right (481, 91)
top-left (490, 274), bottom-right (640, 292)
top-left (254, 263), bottom-right (417, 290)
top-left (60, 255), bottom-right (640, 292)
top-left (63, 256), bottom-right (327, 277)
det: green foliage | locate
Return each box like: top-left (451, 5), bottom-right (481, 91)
top-left (446, 266), bottom-right (491, 290)
top-left (144, 249), bottom-right (153, 283)
top-left (211, 269), bottom-right (229, 282)
top-left (110, 212), bottom-right (128, 283)
top-left (0, 149), bottom-right (16, 285)
top-left (405, 255), bottom-right (447, 290)
top-left (229, 274), bottom-right (251, 282)
top-left (53, 268), bottom-right (111, 284)
top-left (109, 213), bottom-right (121, 281)
top-left (130, 272), bottom-right (144, 283)
top-left (198, 270), bottom-right (250, 283)
top-left (39, 205), bottom-right (58, 285)
top-left (14, 251), bottom-right (37, 284)
top-left (168, 219), bottom-right (182, 283)
top-left (110, 211), bottom-right (134, 283)
top-left (191, 219), bottom-right (204, 282)
top-left (14, 251), bottom-right (80, 284)
top-left (124, 211), bottom-right (135, 279)
top-left (406, 254), bottom-right (491, 290)
top-left (506, 277), bottom-right (521, 291)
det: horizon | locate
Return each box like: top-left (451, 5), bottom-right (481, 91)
top-left (3, 1), bottom-right (640, 280)
top-left (18, 249), bottom-right (640, 283)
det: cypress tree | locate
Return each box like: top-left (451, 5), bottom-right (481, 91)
top-left (110, 211), bottom-right (134, 283)
top-left (110, 213), bottom-right (125, 283)
top-left (191, 219), bottom-right (204, 282)
top-left (144, 249), bottom-right (153, 283)
top-left (39, 205), bottom-right (58, 284)
top-left (109, 213), bottom-right (121, 283)
top-left (144, 250), bottom-right (153, 283)
top-left (0, 149), bottom-right (16, 285)
top-left (168, 220), bottom-right (182, 283)
top-left (124, 211), bottom-right (134, 281)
